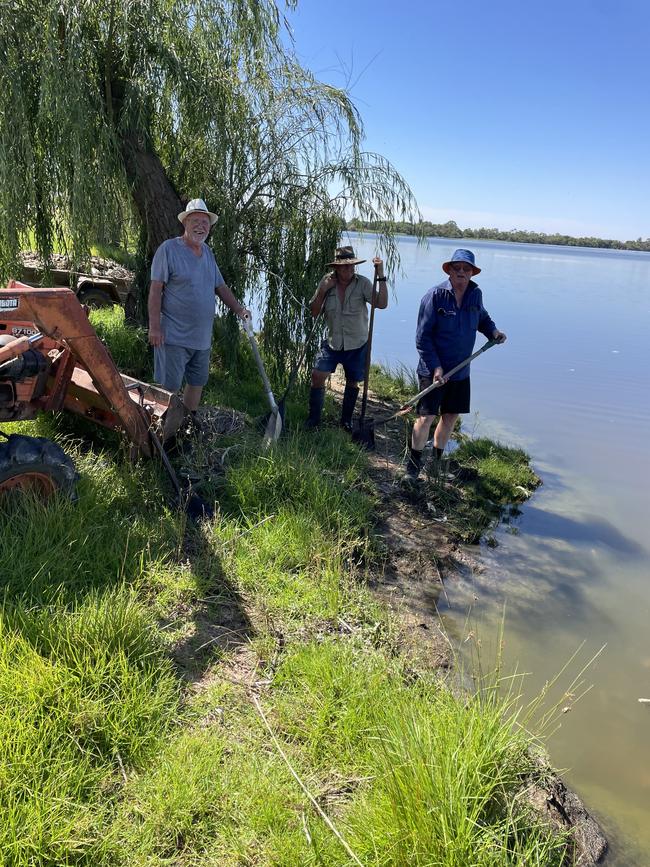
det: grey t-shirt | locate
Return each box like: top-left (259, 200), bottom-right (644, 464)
top-left (151, 237), bottom-right (225, 350)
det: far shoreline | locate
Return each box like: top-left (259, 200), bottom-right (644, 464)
top-left (347, 221), bottom-right (650, 255)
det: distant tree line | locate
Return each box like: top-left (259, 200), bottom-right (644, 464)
top-left (347, 219), bottom-right (650, 252)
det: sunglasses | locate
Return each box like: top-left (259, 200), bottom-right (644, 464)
top-left (448, 263), bottom-right (474, 273)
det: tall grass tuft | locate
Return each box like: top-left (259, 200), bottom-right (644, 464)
top-left (89, 306), bottom-right (151, 379)
top-left (0, 589), bottom-right (180, 864)
top-left (369, 361), bottom-right (419, 402)
top-left (270, 639), bottom-right (567, 865)
top-left (349, 688), bottom-right (566, 865)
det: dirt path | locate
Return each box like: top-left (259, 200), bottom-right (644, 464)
top-left (329, 374), bottom-right (480, 670)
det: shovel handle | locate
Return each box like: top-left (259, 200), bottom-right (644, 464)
top-left (399, 339), bottom-right (498, 411)
top-left (359, 264), bottom-right (380, 424)
top-left (378, 339), bottom-right (499, 426)
top-left (242, 318), bottom-right (279, 414)
top-left (0, 332), bottom-right (43, 365)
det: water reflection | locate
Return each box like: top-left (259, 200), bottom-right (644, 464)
top-left (518, 506), bottom-right (646, 557)
top-left (444, 532), bottom-right (612, 631)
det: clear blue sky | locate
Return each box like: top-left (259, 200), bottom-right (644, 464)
top-left (284, 0), bottom-right (649, 241)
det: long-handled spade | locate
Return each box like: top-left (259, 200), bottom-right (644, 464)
top-left (242, 317), bottom-right (282, 446)
top-left (351, 264), bottom-right (379, 449)
top-left (353, 338), bottom-right (499, 451)
top-left (258, 286), bottom-right (334, 434)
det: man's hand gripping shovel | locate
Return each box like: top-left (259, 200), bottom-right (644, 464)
top-left (354, 338), bottom-right (501, 450)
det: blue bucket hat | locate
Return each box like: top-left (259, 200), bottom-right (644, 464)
top-left (442, 249), bottom-right (481, 275)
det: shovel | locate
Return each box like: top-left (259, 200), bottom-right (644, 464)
top-left (386, 339), bottom-right (498, 421)
top-left (258, 286), bottom-right (335, 434)
top-left (353, 338), bottom-right (499, 450)
top-left (351, 264), bottom-right (380, 449)
top-left (242, 317), bottom-right (282, 445)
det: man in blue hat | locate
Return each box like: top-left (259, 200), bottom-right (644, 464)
top-left (404, 249), bottom-right (506, 481)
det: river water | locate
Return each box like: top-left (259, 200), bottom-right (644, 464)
top-left (351, 234), bottom-right (650, 865)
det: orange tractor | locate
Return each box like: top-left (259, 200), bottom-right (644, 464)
top-left (0, 281), bottom-right (186, 500)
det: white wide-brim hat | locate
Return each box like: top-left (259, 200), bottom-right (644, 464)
top-left (178, 198), bottom-right (218, 226)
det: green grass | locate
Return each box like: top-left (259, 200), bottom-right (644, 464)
top-left (0, 308), bottom-right (573, 865)
top-left (0, 442), bottom-right (181, 602)
top-left (414, 435), bottom-right (542, 544)
top-left (453, 437), bottom-right (540, 504)
top-left (347, 687), bottom-right (566, 865)
top-left (0, 589), bottom-right (180, 864)
top-left (89, 306), bottom-right (151, 379)
top-left (368, 361), bottom-right (418, 402)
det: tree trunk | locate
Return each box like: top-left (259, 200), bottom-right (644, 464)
top-left (120, 132), bottom-right (184, 255)
top-left (119, 132), bottom-right (184, 321)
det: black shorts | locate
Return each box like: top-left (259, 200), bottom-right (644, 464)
top-left (416, 376), bottom-right (471, 417)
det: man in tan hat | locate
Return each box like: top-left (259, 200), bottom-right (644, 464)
top-left (148, 198), bottom-right (249, 412)
top-left (305, 245), bottom-right (388, 430)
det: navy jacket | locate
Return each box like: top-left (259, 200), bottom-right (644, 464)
top-left (415, 279), bottom-right (497, 380)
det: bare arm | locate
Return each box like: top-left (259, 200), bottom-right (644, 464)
top-left (309, 272), bottom-right (336, 317)
top-left (374, 282), bottom-right (389, 309)
top-left (372, 257), bottom-right (388, 309)
top-left (216, 283), bottom-right (249, 320)
top-left (148, 280), bottom-right (164, 346)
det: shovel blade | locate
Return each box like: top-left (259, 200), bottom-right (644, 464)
top-left (263, 409), bottom-right (283, 444)
top-left (258, 400), bottom-right (286, 436)
top-left (352, 417), bottom-right (376, 451)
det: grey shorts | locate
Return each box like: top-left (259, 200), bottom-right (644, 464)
top-left (154, 344), bottom-right (211, 391)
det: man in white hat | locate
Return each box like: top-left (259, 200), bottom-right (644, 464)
top-left (148, 198), bottom-right (249, 411)
top-left (305, 245), bottom-right (388, 430)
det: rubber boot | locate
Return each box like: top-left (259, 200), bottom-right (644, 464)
top-left (304, 386), bottom-right (325, 430)
top-left (340, 383), bottom-right (359, 432)
top-left (403, 447), bottom-right (423, 482)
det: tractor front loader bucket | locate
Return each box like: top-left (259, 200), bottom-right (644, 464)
top-left (0, 281), bottom-right (185, 455)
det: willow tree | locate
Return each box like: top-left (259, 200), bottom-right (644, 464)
top-left (0, 0), bottom-right (419, 378)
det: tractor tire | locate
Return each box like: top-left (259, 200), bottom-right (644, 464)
top-left (0, 435), bottom-right (79, 500)
top-left (77, 286), bottom-right (115, 308)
